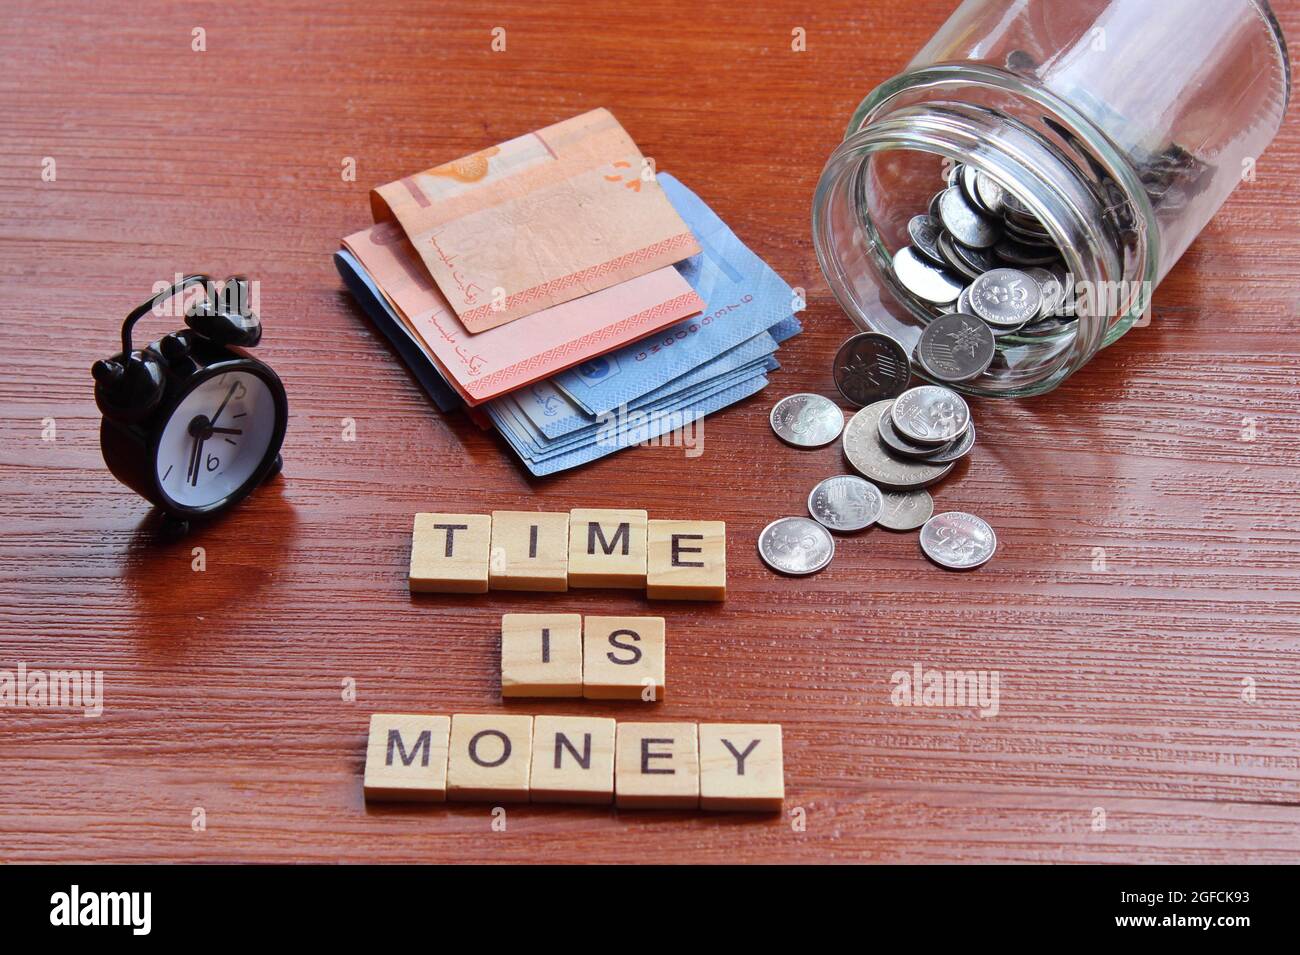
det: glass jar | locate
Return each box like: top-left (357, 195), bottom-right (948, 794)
top-left (812, 0), bottom-right (1291, 397)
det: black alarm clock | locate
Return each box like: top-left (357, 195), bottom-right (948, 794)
top-left (92, 274), bottom-right (288, 528)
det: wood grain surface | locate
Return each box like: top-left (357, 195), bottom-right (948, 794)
top-left (2, 0), bottom-right (1299, 863)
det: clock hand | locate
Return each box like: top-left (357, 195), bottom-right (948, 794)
top-left (186, 432), bottom-right (201, 485)
top-left (209, 426), bottom-right (242, 435)
top-left (209, 381), bottom-right (240, 426)
top-left (190, 433), bottom-right (206, 486)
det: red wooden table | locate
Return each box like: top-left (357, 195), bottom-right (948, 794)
top-left (2, 0), bottom-right (1298, 862)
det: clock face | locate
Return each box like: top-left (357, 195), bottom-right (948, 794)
top-left (154, 368), bottom-right (279, 510)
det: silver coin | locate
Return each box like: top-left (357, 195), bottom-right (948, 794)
top-left (877, 488), bottom-right (934, 531)
top-left (960, 164), bottom-right (992, 215)
top-left (916, 420), bottom-right (976, 463)
top-left (928, 190), bottom-right (944, 222)
top-left (916, 313), bottom-right (996, 382)
top-left (949, 235), bottom-right (1003, 277)
top-left (832, 333), bottom-right (911, 407)
top-left (935, 230), bottom-right (982, 281)
top-left (758, 517), bottom-right (835, 575)
top-left (920, 511), bottom-right (997, 570)
top-left (1024, 266), bottom-right (1065, 318)
top-left (889, 385), bottom-right (971, 445)
top-left (974, 170), bottom-right (1007, 216)
top-left (770, 393), bottom-right (844, 448)
top-left (807, 475), bottom-right (884, 533)
top-left (994, 237), bottom-right (1060, 267)
top-left (907, 215), bottom-right (946, 266)
top-left (877, 401), bottom-right (946, 459)
top-left (957, 285), bottom-right (973, 315)
top-left (968, 268), bottom-right (1043, 328)
top-left (893, 246), bottom-right (963, 305)
top-left (842, 401), bottom-right (955, 490)
top-left (937, 186), bottom-right (1000, 249)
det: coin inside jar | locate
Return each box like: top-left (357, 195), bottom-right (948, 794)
top-left (832, 332), bottom-right (911, 407)
top-left (919, 511), bottom-right (998, 570)
top-left (807, 475), bottom-right (884, 532)
top-left (938, 186), bottom-right (1001, 249)
top-left (916, 313), bottom-right (996, 382)
top-left (907, 215), bottom-right (946, 266)
top-left (968, 268), bottom-right (1043, 329)
top-left (770, 393), bottom-right (844, 448)
top-left (893, 246), bottom-right (964, 305)
top-left (758, 517), bottom-right (836, 575)
top-left (889, 385), bottom-right (971, 445)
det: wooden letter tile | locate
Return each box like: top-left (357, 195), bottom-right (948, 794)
top-left (646, 520), bottom-right (726, 601)
top-left (446, 714), bottom-right (534, 802)
top-left (409, 513), bottom-right (492, 594)
top-left (529, 715), bottom-right (616, 804)
top-left (615, 722), bottom-right (699, 809)
top-left (567, 508), bottom-right (648, 588)
top-left (500, 613), bottom-right (583, 698)
top-left (489, 510), bottom-right (569, 592)
top-left (699, 723), bottom-right (785, 812)
top-left (582, 615), bottom-right (665, 701)
top-left (363, 714), bottom-right (451, 802)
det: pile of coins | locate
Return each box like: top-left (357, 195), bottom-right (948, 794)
top-left (766, 375), bottom-right (997, 574)
top-left (896, 163), bottom-right (1076, 383)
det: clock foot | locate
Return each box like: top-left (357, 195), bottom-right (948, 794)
top-left (266, 453), bottom-right (284, 479)
top-left (159, 513), bottom-right (191, 537)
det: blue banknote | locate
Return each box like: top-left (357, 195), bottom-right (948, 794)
top-left (490, 373), bottom-right (771, 477)
top-left (552, 173), bottom-right (801, 416)
top-left (504, 330), bottom-right (779, 441)
top-left (491, 355), bottom-right (777, 460)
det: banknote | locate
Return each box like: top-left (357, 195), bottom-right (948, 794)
top-left (332, 250), bottom-right (463, 412)
top-left (372, 108), bottom-right (700, 332)
top-left (506, 330), bottom-right (779, 440)
top-left (552, 173), bottom-right (801, 416)
top-left (494, 356), bottom-right (777, 459)
top-left (488, 373), bottom-right (770, 476)
top-left (341, 220), bottom-right (703, 404)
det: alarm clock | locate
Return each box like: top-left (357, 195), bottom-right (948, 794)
top-left (92, 274), bottom-right (288, 528)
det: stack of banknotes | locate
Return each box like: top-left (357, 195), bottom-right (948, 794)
top-left (334, 109), bottom-right (801, 475)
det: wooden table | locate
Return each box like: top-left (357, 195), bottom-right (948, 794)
top-left (2, 0), bottom-right (1298, 864)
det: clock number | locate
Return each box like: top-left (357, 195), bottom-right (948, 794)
top-left (205, 453), bottom-right (220, 473)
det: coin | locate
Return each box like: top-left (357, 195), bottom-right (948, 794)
top-left (1025, 266), bottom-right (1065, 318)
top-left (938, 186), bottom-right (1000, 249)
top-left (842, 401), bottom-right (955, 490)
top-left (994, 237), bottom-right (1060, 267)
top-left (807, 475), bottom-right (884, 532)
top-left (832, 333), bottom-right (911, 407)
top-left (877, 488), bottom-right (934, 531)
top-left (758, 517), bottom-right (835, 575)
top-left (877, 401), bottom-right (945, 458)
top-left (916, 420), bottom-right (975, 463)
top-left (974, 170), bottom-right (1007, 217)
top-left (907, 215), bottom-right (946, 266)
top-left (893, 246), bottom-right (964, 305)
top-left (770, 393), bottom-right (844, 448)
top-left (968, 268), bottom-right (1043, 329)
top-left (889, 385), bottom-right (971, 445)
top-left (935, 230), bottom-right (981, 281)
top-left (947, 234), bottom-right (1003, 278)
top-left (919, 511), bottom-right (997, 570)
top-left (957, 285), bottom-right (973, 315)
top-left (960, 164), bottom-right (993, 216)
top-left (916, 313), bottom-right (996, 382)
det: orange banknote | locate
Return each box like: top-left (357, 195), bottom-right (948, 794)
top-left (371, 108), bottom-right (700, 333)
top-left (341, 221), bottom-right (704, 405)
